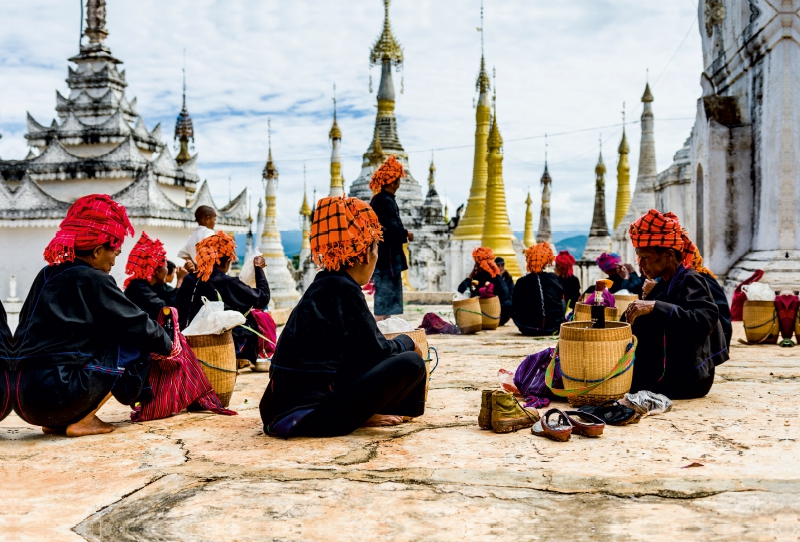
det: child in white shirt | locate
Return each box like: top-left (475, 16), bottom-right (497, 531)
top-left (178, 206), bottom-right (217, 266)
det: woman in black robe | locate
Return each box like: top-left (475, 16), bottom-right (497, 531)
top-left (554, 250), bottom-right (581, 311)
top-left (512, 242), bottom-right (565, 336)
top-left (176, 233), bottom-right (270, 365)
top-left (457, 247), bottom-right (512, 325)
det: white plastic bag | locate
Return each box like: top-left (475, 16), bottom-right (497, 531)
top-left (182, 296), bottom-right (246, 336)
top-left (453, 291), bottom-right (470, 301)
top-left (742, 282), bottom-right (775, 301)
top-left (239, 252), bottom-right (262, 288)
top-left (377, 317), bottom-right (415, 334)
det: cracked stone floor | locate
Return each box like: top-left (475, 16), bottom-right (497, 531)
top-left (1, 305), bottom-right (798, 541)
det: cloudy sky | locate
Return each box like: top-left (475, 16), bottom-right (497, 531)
top-left (0, 0), bottom-right (703, 233)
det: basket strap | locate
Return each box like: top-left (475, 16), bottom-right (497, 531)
top-left (454, 308), bottom-right (483, 317)
top-left (545, 337), bottom-right (637, 397)
top-left (426, 346), bottom-right (439, 376)
top-left (480, 311), bottom-right (501, 319)
top-left (196, 357), bottom-right (239, 373)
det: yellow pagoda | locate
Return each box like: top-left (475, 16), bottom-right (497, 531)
top-left (523, 191), bottom-right (536, 248)
top-left (613, 109), bottom-right (631, 230)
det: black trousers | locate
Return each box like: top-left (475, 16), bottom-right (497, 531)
top-left (295, 352), bottom-right (427, 437)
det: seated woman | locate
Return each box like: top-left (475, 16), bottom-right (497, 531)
top-left (176, 232), bottom-right (270, 365)
top-left (457, 247), bottom-right (512, 325)
top-left (11, 195), bottom-right (172, 437)
top-left (584, 252), bottom-right (644, 297)
top-left (692, 249), bottom-right (732, 350)
top-left (512, 242), bottom-right (565, 336)
top-left (0, 301), bottom-right (14, 423)
top-left (259, 196), bottom-right (427, 438)
top-left (554, 250), bottom-right (580, 311)
top-left (124, 232), bottom-right (174, 321)
top-left (624, 209), bottom-right (729, 399)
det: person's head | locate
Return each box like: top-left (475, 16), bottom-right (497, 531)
top-left (165, 260), bottom-right (177, 283)
top-left (124, 232), bottom-right (168, 288)
top-left (472, 246), bottom-right (500, 277)
top-left (628, 209), bottom-right (697, 273)
top-left (596, 252), bottom-right (621, 277)
top-left (555, 250), bottom-right (575, 278)
top-left (636, 246), bottom-right (681, 280)
top-left (310, 195), bottom-right (383, 286)
top-left (369, 155), bottom-right (405, 195)
top-left (195, 206), bottom-right (217, 229)
top-left (524, 242), bottom-right (555, 275)
top-left (494, 257), bottom-right (506, 275)
top-left (195, 232), bottom-right (237, 281)
top-left (44, 194), bottom-right (134, 272)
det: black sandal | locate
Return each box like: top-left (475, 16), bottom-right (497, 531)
top-left (577, 400), bottom-right (639, 426)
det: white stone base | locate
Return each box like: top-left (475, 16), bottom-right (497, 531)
top-left (582, 234), bottom-right (613, 264)
top-left (444, 239), bottom-right (480, 291)
top-left (724, 250), bottom-right (800, 295)
top-left (263, 255), bottom-right (300, 310)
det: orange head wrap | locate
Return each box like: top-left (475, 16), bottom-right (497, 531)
top-left (628, 209), bottom-right (697, 269)
top-left (44, 194), bottom-right (134, 266)
top-left (369, 155), bottom-right (405, 193)
top-left (310, 195), bottom-right (383, 271)
top-left (124, 232), bottom-right (166, 288)
top-left (691, 248), bottom-right (716, 279)
top-left (195, 231), bottom-right (237, 281)
top-left (524, 242), bottom-right (555, 274)
top-left (472, 247), bottom-right (501, 277)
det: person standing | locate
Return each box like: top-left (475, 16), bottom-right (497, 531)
top-left (369, 156), bottom-right (413, 321)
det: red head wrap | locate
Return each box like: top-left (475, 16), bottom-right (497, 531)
top-left (524, 242), bottom-right (555, 274)
top-left (555, 250), bottom-right (576, 277)
top-left (124, 232), bottom-right (167, 288)
top-left (196, 231), bottom-right (237, 282)
top-left (310, 195), bottom-right (383, 271)
top-left (369, 155), bottom-right (405, 193)
top-left (628, 209), bottom-right (697, 268)
top-left (44, 194), bottom-right (134, 266)
top-left (472, 247), bottom-right (501, 278)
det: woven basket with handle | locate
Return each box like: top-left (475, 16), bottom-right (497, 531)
top-left (453, 297), bottom-right (482, 334)
top-left (613, 294), bottom-right (638, 315)
top-left (574, 303), bottom-right (621, 323)
top-left (546, 321), bottom-right (635, 407)
top-left (742, 300), bottom-right (779, 344)
top-left (185, 331), bottom-right (238, 407)
top-left (479, 296), bottom-right (501, 330)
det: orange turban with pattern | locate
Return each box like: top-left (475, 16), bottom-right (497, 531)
top-left (124, 232), bottom-right (167, 288)
top-left (310, 195), bottom-right (383, 271)
top-left (472, 247), bottom-right (501, 277)
top-left (369, 155), bottom-right (405, 193)
top-left (524, 242), bottom-right (555, 274)
top-left (196, 231), bottom-right (237, 281)
top-left (691, 248), bottom-right (716, 279)
top-left (628, 209), bottom-right (697, 268)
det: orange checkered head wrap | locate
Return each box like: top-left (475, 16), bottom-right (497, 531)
top-left (310, 195), bottom-right (383, 271)
top-left (195, 231), bottom-right (237, 281)
top-left (124, 232), bottom-right (167, 288)
top-left (44, 194), bottom-right (134, 266)
top-left (691, 248), bottom-right (716, 279)
top-left (628, 209), bottom-right (697, 268)
top-left (472, 247), bottom-right (501, 277)
top-left (369, 155), bottom-right (405, 193)
top-left (524, 242), bottom-right (555, 274)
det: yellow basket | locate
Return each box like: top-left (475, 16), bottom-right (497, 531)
top-left (574, 303), bottom-right (620, 323)
top-left (742, 300), bottom-right (778, 344)
top-left (186, 331), bottom-right (238, 407)
top-left (479, 296), bottom-right (501, 330)
top-left (453, 297), bottom-right (483, 334)
top-left (614, 294), bottom-right (638, 315)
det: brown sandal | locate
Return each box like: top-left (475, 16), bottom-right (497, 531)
top-left (531, 408), bottom-right (573, 442)
top-left (564, 410), bottom-right (605, 437)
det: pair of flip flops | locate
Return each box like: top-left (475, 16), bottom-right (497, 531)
top-left (577, 400), bottom-right (640, 426)
top-left (531, 408), bottom-right (606, 442)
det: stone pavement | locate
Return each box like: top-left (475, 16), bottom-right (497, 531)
top-left (1, 305), bottom-right (798, 541)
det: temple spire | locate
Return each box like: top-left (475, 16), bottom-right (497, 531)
top-left (613, 104), bottom-right (631, 230)
top-left (84, 0), bottom-right (108, 47)
top-left (263, 118), bottom-right (278, 182)
top-left (481, 101), bottom-right (522, 278)
top-left (328, 84), bottom-right (344, 197)
top-left (523, 190), bottom-right (536, 248)
top-left (537, 135), bottom-right (553, 245)
top-left (428, 153), bottom-right (436, 190)
top-left (299, 166), bottom-right (312, 263)
top-left (591, 139), bottom-right (610, 237)
top-left (174, 55), bottom-right (194, 166)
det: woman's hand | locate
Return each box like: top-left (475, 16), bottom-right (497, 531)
top-left (184, 260), bottom-right (196, 273)
top-left (254, 256), bottom-right (266, 268)
top-left (626, 300), bottom-right (656, 324)
top-left (642, 279), bottom-right (657, 297)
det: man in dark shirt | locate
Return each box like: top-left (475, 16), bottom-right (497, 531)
top-left (260, 196), bottom-right (426, 438)
top-left (494, 257), bottom-right (515, 297)
top-left (11, 195), bottom-right (172, 437)
top-left (368, 156), bottom-right (413, 321)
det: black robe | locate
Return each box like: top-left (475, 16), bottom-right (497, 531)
top-left (370, 190), bottom-right (408, 275)
top-left (700, 272), bottom-right (732, 350)
top-left (512, 272), bottom-right (565, 336)
top-left (559, 274), bottom-right (581, 312)
top-left (625, 266), bottom-right (728, 399)
top-left (259, 269), bottom-right (415, 428)
top-left (176, 267), bottom-right (270, 362)
top-left (125, 279), bottom-right (177, 321)
top-left (458, 269), bottom-right (512, 324)
top-left (0, 302), bottom-right (13, 421)
top-left (500, 270), bottom-right (515, 297)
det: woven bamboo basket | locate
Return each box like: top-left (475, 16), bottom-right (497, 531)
top-left (558, 321), bottom-right (633, 407)
top-left (796, 307), bottom-right (800, 339)
top-left (742, 300), bottom-right (779, 344)
top-left (479, 296), bottom-right (501, 330)
top-left (186, 331), bottom-right (238, 407)
top-left (453, 297), bottom-right (483, 334)
top-left (574, 302), bottom-right (620, 323)
top-left (384, 328), bottom-right (432, 401)
top-left (614, 294), bottom-right (638, 315)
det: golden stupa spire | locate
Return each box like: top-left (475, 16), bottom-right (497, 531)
top-left (300, 166), bottom-right (312, 257)
top-left (328, 84), bottom-right (344, 197)
top-left (613, 103), bottom-right (631, 230)
top-left (452, 1), bottom-right (492, 240)
top-left (481, 97), bottom-right (522, 278)
top-left (369, 124), bottom-right (384, 169)
top-left (523, 191), bottom-right (536, 248)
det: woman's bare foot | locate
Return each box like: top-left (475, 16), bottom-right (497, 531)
top-left (41, 426), bottom-right (65, 435)
top-left (65, 415), bottom-right (116, 437)
top-left (362, 414), bottom-right (404, 427)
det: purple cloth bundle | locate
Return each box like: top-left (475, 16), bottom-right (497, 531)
top-left (513, 348), bottom-right (563, 409)
top-left (583, 288), bottom-right (616, 308)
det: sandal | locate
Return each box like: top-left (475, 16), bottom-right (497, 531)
top-left (564, 410), bottom-right (605, 437)
top-left (531, 408), bottom-right (573, 442)
top-left (578, 400), bottom-right (639, 426)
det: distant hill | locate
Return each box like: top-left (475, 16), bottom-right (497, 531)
top-left (234, 231), bottom-right (303, 260)
top-left (555, 235), bottom-right (587, 259)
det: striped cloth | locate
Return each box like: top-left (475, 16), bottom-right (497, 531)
top-left (124, 232), bottom-right (166, 288)
top-left (131, 308), bottom-right (236, 422)
top-left (524, 242), bottom-right (555, 274)
top-left (628, 209), bottom-right (697, 268)
top-left (310, 196), bottom-right (383, 271)
top-left (196, 231), bottom-right (237, 281)
top-left (369, 155), bottom-right (405, 193)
